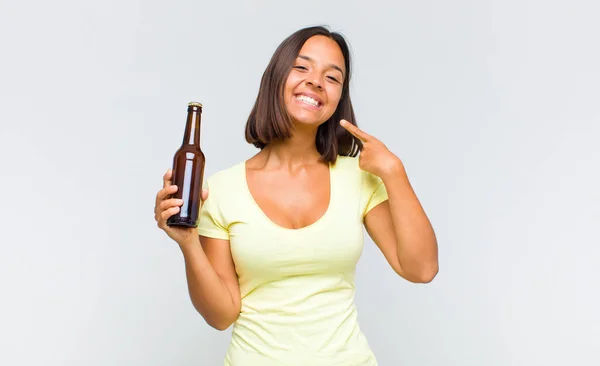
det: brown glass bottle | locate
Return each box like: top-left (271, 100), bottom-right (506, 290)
top-left (167, 102), bottom-right (206, 228)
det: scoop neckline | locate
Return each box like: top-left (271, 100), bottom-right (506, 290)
top-left (241, 160), bottom-right (335, 232)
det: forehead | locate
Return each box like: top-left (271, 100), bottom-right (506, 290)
top-left (298, 35), bottom-right (345, 71)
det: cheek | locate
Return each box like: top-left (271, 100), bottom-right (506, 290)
top-left (328, 88), bottom-right (343, 107)
top-left (285, 74), bottom-right (302, 93)
top-left (283, 80), bottom-right (293, 97)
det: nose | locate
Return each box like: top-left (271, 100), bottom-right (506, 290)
top-left (305, 73), bottom-right (323, 89)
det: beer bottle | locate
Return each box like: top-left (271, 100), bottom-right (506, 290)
top-left (167, 102), bottom-right (206, 228)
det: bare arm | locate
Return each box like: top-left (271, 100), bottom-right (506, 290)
top-left (364, 164), bottom-right (439, 283)
top-left (178, 235), bottom-right (241, 330)
top-left (338, 120), bottom-right (438, 283)
top-left (154, 168), bottom-right (241, 330)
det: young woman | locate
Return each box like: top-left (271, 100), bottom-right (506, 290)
top-left (154, 25), bottom-right (438, 366)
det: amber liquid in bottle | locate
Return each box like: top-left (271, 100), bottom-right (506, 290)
top-left (167, 102), bottom-right (206, 228)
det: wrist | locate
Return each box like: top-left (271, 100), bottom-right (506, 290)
top-left (177, 233), bottom-right (200, 252)
top-left (379, 158), bottom-right (405, 180)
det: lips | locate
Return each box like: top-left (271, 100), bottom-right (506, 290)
top-left (294, 92), bottom-right (323, 107)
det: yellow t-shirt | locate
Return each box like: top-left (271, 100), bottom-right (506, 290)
top-left (197, 155), bottom-right (388, 366)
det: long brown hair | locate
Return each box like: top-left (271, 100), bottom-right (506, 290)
top-left (244, 25), bottom-right (362, 163)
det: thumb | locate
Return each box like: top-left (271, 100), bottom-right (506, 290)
top-left (201, 188), bottom-right (209, 201)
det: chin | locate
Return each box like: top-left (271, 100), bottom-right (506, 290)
top-left (287, 108), bottom-right (331, 128)
top-left (289, 114), bottom-right (328, 129)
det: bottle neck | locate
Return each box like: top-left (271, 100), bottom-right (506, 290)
top-left (182, 106), bottom-right (202, 146)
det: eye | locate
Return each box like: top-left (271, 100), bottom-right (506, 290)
top-left (327, 75), bottom-right (341, 83)
top-left (293, 65), bottom-right (308, 71)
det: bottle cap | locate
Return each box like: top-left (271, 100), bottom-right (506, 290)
top-left (188, 101), bottom-right (203, 108)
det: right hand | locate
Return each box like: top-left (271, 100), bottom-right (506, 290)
top-left (154, 168), bottom-right (208, 246)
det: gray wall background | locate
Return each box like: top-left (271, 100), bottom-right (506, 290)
top-left (1, 0), bottom-right (598, 365)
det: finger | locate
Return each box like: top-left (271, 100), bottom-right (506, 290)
top-left (163, 169), bottom-right (173, 188)
top-left (340, 119), bottom-right (369, 142)
top-left (155, 185), bottom-right (178, 208)
top-left (201, 188), bottom-right (209, 202)
top-left (159, 206), bottom-right (180, 226)
top-left (159, 198), bottom-right (184, 212)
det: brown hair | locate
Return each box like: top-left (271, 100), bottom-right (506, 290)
top-left (244, 25), bottom-right (362, 163)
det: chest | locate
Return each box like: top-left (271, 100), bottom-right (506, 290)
top-left (229, 216), bottom-right (364, 282)
top-left (227, 160), bottom-right (366, 283)
top-left (245, 166), bottom-right (331, 230)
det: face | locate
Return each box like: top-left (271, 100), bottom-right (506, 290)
top-left (283, 35), bottom-right (346, 128)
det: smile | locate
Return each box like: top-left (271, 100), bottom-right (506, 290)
top-left (295, 94), bottom-right (322, 108)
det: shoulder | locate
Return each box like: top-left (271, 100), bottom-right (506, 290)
top-left (333, 155), bottom-right (375, 181)
top-left (200, 161), bottom-right (246, 221)
top-left (205, 161), bottom-right (244, 185)
top-left (334, 155), bottom-right (384, 193)
top-left (332, 155), bottom-right (360, 174)
top-left (203, 161), bottom-right (245, 199)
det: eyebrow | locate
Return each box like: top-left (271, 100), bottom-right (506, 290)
top-left (298, 55), bottom-right (345, 77)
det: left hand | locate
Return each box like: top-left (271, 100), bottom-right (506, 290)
top-left (340, 119), bottom-right (404, 178)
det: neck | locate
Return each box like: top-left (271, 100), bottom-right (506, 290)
top-left (262, 125), bottom-right (322, 168)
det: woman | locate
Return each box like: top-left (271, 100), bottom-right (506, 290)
top-left (154, 26), bottom-right (438, 366)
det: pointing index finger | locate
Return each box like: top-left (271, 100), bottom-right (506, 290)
top-left (340, 119), bottom-right (369, 142)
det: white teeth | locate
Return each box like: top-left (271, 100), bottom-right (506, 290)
top-left (296, 95), bottom-right (319, 107)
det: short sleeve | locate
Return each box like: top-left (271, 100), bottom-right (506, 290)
top-left (362, 172), bottom-right (389, 219)
top-left (197, 177), bottom-right (230, 240)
